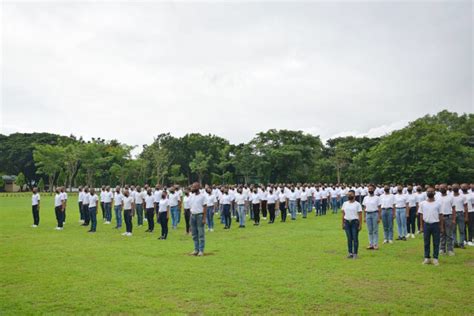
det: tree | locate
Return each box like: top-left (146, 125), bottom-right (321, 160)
top-left (33, 144), bottom-right (64, 192)
top-left (168, 164), bottom-right (187, 185)
top-left (189, 151), bottom-right (211, 185)
top-left (38, 178), bottom-right (45, 192)
top-left (63, 144), bottom-right (80, 191)
top-left (15, 172), bottom-right (26, 191)
top-left (0, 176), bottom-right (5, 191)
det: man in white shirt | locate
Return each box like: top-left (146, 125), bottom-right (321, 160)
top-left (60, 186), bottom-right (68, 224)
top-left (461, 184), bottom-right (474, 246)
top-left (320, 186), bottom-right (329, 216)
top-left (31, 187), bottom-right (40, 227)
top-left (394, 185), bottom-right (409, 241)
top-left (342, 190), bottom-right (363, 259)
top-left (189, 182), bottom-right (207, 256)
top-left (380, 186), bottom-right (395, 244)
top-left (419, 187), bottom-right (444, 265)
top-left (100, 186), bottom-right (106, 221)
top-left (362, 184), bottom-right (381, 250)
top-left (78, 186), bottom-right (84, 223)
top-left (451, 184), bottom-right (467, 249)
top-left (168, 187), bottom-right (181, 229)
top-left (113, 186), bottom-right (123, 229)
top-left (54, 187), bottom-right (65, 230)
top-left (103, 186), bottom-right (113, 224)
top-left (415, 186), bottom-right (426, 234)
top-left (406, 186), bottom-right (418, 238)
top-left (82, 187), bottom-right (90, 226)
top-left (438, 184), bottom-right (456, 256)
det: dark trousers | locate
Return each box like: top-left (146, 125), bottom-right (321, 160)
top-left (252, 204), bottom-right (260, 224)
top-left (223, 204), bottom-right (231, 228)
top-left (184, 209), bottom-right (191, 233)
top-left (89, 207), bottom-right (97, 231)
top-left (63, 207), bottom-right (66, 223)
top-left (424, 222), bottom-right (440, 259)
top-left (100, 202), bottom-right (105, 219)
top-left (416, 212), bottom-right (421, 232)
top-left (32, 205), bottom-right (39, 225)
top-left (468, 212), bottom-right (474, 242)
top-left (268, 203), bottom-right (276, 223)
top-left (344, 219), bottom-right (359, 254)
top-left (297, 198), bottom-right (301, 212)
top-left (78, 202), bottom-right (83, 220)
top-left (315, 199), bottom-right (321, 216)
top-left (83, 204), bottom-right (90, 224)
top-left (158, 211), bottom-right (168, 238)
top-left (124, 209), bottom-right (133, 233)
top-left (261, 200), bottom-right (267, 218)
top-left (146, 208), bottom-right (155, 231)
top-left (55, 206), bottom-right (64, 228)
top-left (407, 206), bottom-right (417, 234)
top-left (321, 199), bottom-right (327, 215)
top-left (279, 203), bottom-right (287, 222)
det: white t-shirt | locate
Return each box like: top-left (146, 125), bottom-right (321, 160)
top-left (267, 193), bottom-right (277, 204)
top-left (189, 193), bottom-right (206, 214)
top-left (287, 191), bottom-right (297, 201)
top-left (406, 193), bottom-right (417, 208)
top-left (145, 195), bottom-right (155, 209)
top-left (394, 194), bottom-right (408, 208)
top-left (380, 194), bottom-right (395, 209)
top-left (54, 193), bottom-right (63, 207)
top-left (438, 195), bottom-right (454, 215)
top-left (234, 193), bottom-right (246, 205)
top-left (300, 191), bottom-right (308, 201)
top-left (168, 192), bottom-right (180, 207)
top-left (89, 194), bottom-right (98, 208)
top-left (83, 192), bottom-right (90, 205)
top-left (278, 192), bottom-right (287, 203)
top-left (452, 194), bottom-right (467, 212)
top-left (32, 193), bottom-right (40, 206)
top-left (221, 194), bottom-right (233, 205)
top-left (251, 193), bottom-right (261, 204)
top-left (123, 196), bottom-right (134, 210)
top-left (183, 195), bottom-right (191, 209)
top-left (158, 198), bottom-right (169, 213)
top-left (103, 191), bottom-right (113, 203)
top-left (134, 191), bottom-right (145, 204)
top-left (362, 195), bottom-right (380, 212)
top-left (78, 191), bottom-right (84, 203)
top-left (206, 193), bottom-right (217, 207)
top-left (114, 192), bottom-right (123, 205)
top-left (61, 192), bottom-right (68, 201)
top-left (418, 200), bottom-right (441, 223)
top-left (342, 201), bottom-right (362, 220)
top-left (153, 190), bottom-right (162, 203)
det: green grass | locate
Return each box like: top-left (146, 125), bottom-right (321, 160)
top-left (1, 194), bottom-right (473, 315)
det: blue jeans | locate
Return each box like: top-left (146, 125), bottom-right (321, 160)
top-left (170, 205), bottom-right (179, 228)
top-left (344, 219), bottom-right (360, 254)
top-left (315, 200), bottom-right (321, 215)
top-left (453, 212), bottom-right (465, 246)
top-left (331, 197), bottom-right (338, 213)
top-left (381, 208), bottom-right (393, 241)
top-left (424, 222), bottom-right (440, 259)
top-left (89, 207), bottom-right (97, 231)
top-left (114, 205), bottom-right (122, 228)
top-left (206, 206), bottom-right (214, 230)
top-left (301, 200), bottom-right (307, 217)
top-left (289, 200), bottom-right (297, 219)
top-left (237, 204), bottom-right (246, 226)
top-left (366, 211), bottom-right (379, 246)
top-left (136, 204), bottom-right (144, 226)
top-left (191, 213), bottom-right (205, 252)
top-left (105, 202), bottom-right (112, 222)
top-left (396, 207), bottom-right (407, 238)
top-left (308, 198), bottom-right (313, 213)
top-left (223, 204), bottom-right (231, 228)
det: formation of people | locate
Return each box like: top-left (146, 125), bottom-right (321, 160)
top-left (30, 182), bottom-right (474, 261)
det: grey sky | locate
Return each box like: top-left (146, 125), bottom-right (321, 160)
top-left (1, 1), bottom-right (472, 154)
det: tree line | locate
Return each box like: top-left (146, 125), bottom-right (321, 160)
top-left (0, 110), bottom-right (472, 191)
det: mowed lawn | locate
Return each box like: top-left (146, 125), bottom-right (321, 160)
top-left (1, 194), bottom-right (473, 315)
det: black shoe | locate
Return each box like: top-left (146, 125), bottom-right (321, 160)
top-left (87, 230), bottom-right (92, 232)
top-left (81, 223), bottom-right (88, 226)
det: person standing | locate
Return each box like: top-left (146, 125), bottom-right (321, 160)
top-left (82, 187), bottom-right (90, 227)
top-left (157, 191), bottom-right (170, 240)
top-left (267, 188), bottom-right (277, 223)
top-left (314, 187), bottom-right (322, 216)
top-left (31, 187), bottom-right (40, 227)
top-left (438, 184), bottom-right (456, 256)
top-left (100, 186), bottom-right (106, 221)
top-left (452, 184), bottom-right (467, 249)
top-left (205, 188), bottom-right (217, 232)
top-left (169, 188), bottom-right (181, 230)
top-left (234, 188), bottom-right (246, 228)
top-left (300, 187), bottom-right (309, 218)
top-left (60, 186), bottom-right (68, 224)
top-left (122, 189), bottom-right (135, 236)
top-left (342, 190), bottom-right (363, 259)
top-left (134, 186), bottom-right (145, 227)
top-left (380, 186), bottom-right (395, 244)
top-left (415, 186), bottom-right (426, 234)
top-left (362, 185), bottom-right (381, 250)
top-left (278, 188), bottom-right (288, 222)
top-left (103, 186), bottom-right (113, 224)
top-left (54, 188), bottom-right (65, 230)
top-left (406, 186), bottom-right (418, 239)
top-left (78, 186), bottom-right (84, 224)
top-left (394, 186), bottom-right (409, 241)
top-left (88, 188), bottom-right (98, 233)
top-left (251, 189), bottom-right (261, 226)
top-left (287, 187), bottom-right (298, 220)
top-left (145, 188), bottom-right (155, 233)
top-left (189, 182), bottom-right (207, 256)
top-left (113, 186), bottom-right (123, 229)
top-left (419, 187), bottom-right (443, 265)
top-left (320, 186), bottom-right (329, 216)
top-left (221, 189), bottom-right (232, 229)
top-left (183, 189), bottom-right (192, 235)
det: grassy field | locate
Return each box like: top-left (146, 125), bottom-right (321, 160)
top-left (1, 194), bottom-right (473, 315)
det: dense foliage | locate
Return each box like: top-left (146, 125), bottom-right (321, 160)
top-left (0, 110), bottom-right (472, 190)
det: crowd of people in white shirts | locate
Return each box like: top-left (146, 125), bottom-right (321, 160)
top-left (30, 182), bottom-right (474, 260)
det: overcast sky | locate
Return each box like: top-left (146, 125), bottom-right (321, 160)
top-left (1, 1), bottom-right (472, 154)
